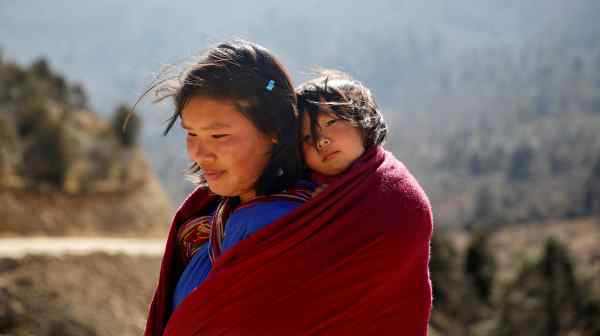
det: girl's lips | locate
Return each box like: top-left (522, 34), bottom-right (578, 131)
top-left (322, 151), bottom-right (340, 162)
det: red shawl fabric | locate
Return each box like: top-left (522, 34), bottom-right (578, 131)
top-left (145, 146), bottom-right (433, 336)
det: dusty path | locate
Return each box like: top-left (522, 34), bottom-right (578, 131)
top-left (0, 237), bottom-right (166, 258)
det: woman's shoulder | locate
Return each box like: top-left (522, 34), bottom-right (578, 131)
top-left (236, 179), bottom-right (315, 211)
top-left (232, 193), bottom-right (308, 218)
top-left (232, 201), bottom-right (300, 222)
top-left (228, 180), bottom-right (315, 228)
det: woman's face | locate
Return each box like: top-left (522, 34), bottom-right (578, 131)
top-left (181, 96), bottom-right (274, 203)
top-left (301, 108), bottom-right (365, 176)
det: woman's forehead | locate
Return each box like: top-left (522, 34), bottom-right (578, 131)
top-left (180, 96), bottom-right (247, 129)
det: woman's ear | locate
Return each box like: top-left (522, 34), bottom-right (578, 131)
top-left (272, 137), bottom-right (278, 144)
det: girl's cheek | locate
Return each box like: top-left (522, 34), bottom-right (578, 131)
top-left (302, 143), bottom-right (313, 155)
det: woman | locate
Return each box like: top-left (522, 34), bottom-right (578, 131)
top-left (144, 39), bottom-right (312, 335)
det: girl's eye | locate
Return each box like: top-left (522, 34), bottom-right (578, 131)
top-left (186, 132), bottom-right (197, 137)
top-left (302, 134), bottom-right (312, 144)
top-left (212, 134), bottom-right (229, 139)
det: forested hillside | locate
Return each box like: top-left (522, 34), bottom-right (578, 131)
top-left (0, 57), bottom-right (172, 236)
top-left (398, 38), bottom-right (600, 229)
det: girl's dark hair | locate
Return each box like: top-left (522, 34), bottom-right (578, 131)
top-left (296, 69), bottom-right (387, 149)
top-left (146, 39), bottom-right (302, 196)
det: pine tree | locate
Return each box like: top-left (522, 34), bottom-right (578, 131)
top-left (31, 58), bottom-right (51, 79)
top-left (112, 104), bottom-right (141, 147)
top-left (429, 233), bottom-right (459, 308)
top-left (496, 238), bottom-right (580, 336)
top-left (507, 143), bottom-right (534, 182)
top-left (466, 185), bottom-right (501, 230)
top-left (464, 231), bottom-right (496, 303)
top-left (583, 156), bottom-right (600, 215)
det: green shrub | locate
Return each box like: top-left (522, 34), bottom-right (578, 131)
top-left (20, 120), bottom-right (70, 188)
top-left (0, 116), bottom-right (20, 173)
top-left (16, 97), bottom-right (50, 137)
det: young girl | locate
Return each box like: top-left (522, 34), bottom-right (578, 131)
top-left (296, 70), bottom-right (434, 334)
top-left (296, 70), bottom-right (387, 185)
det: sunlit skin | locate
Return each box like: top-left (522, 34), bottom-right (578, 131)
top-left (181, 97), bottom-right (274, 203)
top-left (302, 107), bottom-right (365, 176)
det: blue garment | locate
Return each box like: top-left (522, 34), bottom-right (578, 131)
top-left (171, 242), bottom-right (212, 309)
top-left (172, 200), bottom-right (304, 309)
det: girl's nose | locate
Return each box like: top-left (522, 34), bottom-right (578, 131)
top-left (317, 137), bottom-right (331, 150)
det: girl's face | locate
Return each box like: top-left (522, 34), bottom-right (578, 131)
top-left (301, 107), bottom-right (365, 176)
top-left (181, 96), bottom-right (274, 203)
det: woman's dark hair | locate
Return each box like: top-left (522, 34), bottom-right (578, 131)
top-left (296, 69), bottom-right (387, 149)
top-left (144, 39), bottom-right (303, 196)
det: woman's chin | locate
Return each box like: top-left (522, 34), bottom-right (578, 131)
top-left (206, 184), bottom-right (240, 199)
top-left (206, 185), bottom-right (227, 197)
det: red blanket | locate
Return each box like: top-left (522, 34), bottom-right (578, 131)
top-left (145, 146), bottom-right (433, 335)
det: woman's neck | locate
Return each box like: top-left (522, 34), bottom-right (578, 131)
top-left (238, 190), bottom-right (258, 204)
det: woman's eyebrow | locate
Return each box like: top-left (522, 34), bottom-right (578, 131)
top-left (180, 121), bottom-right (231, 130)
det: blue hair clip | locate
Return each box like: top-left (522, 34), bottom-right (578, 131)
top-left (266, 79), bottom-right (275, 91)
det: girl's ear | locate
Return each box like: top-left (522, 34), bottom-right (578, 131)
top-left (272, 137), bottom-right (278, 144)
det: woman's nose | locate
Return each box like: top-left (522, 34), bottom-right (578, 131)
top-left (317, 137), bottom-right (331, 150)
top-left (188, 142), bottom-right (216, 165)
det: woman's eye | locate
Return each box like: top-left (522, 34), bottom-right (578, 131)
top-left (186, 132), bottom-right (197, 137)
top-left (212, 134), bottom-right (229, 139)
top-left (325, 119), bottom-right (339, 127)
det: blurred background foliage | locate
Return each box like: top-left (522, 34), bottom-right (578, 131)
top-left (0, 57), bottom-right (145, 194)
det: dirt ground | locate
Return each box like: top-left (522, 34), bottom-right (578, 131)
top-left (0, 253), bottom-right (160, 336)
top-left (0, 174), bottom-right (174, 335)
top-left (0, 177), bottom-right (173, 238)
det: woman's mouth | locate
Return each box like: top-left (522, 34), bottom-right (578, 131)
top-left (203, 170), bottom-right (224, 181)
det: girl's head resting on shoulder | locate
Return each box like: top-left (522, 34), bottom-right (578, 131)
top-left (150, 39), bottom-right (303, 202)
top-left (296, 69), bottom-right (388, 176)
